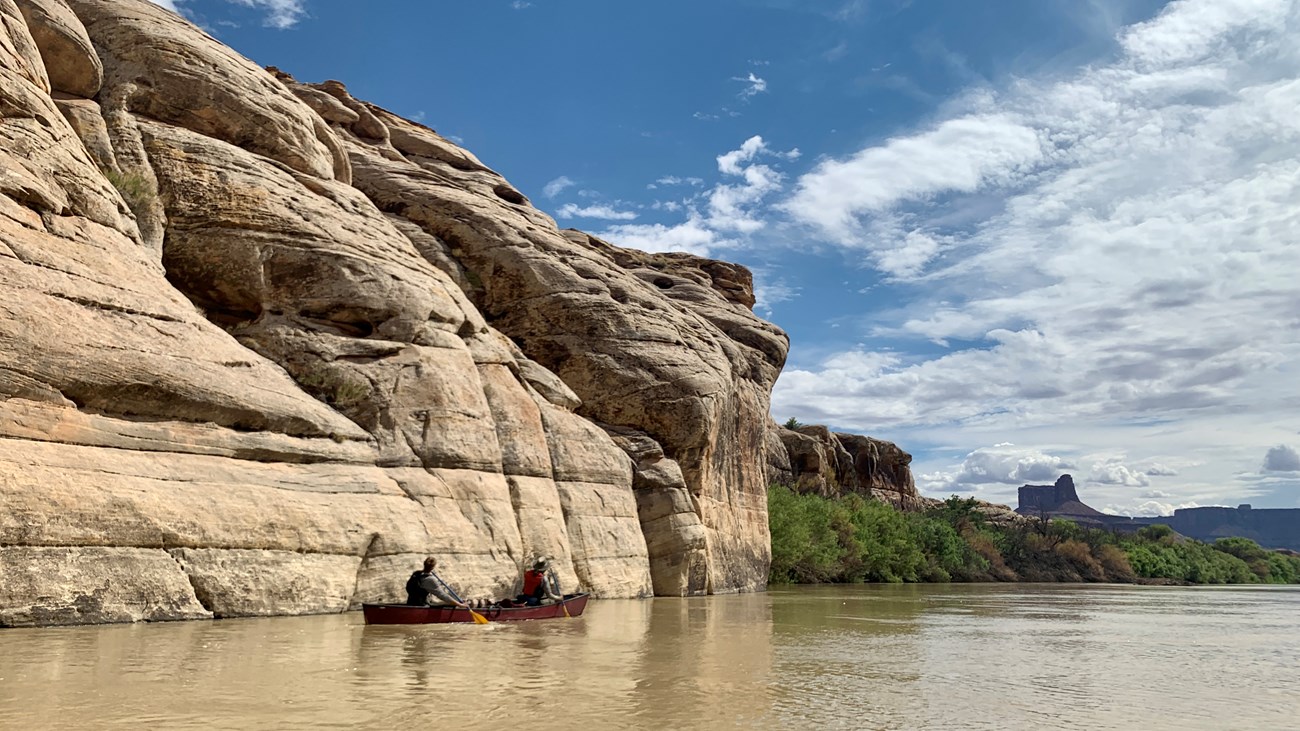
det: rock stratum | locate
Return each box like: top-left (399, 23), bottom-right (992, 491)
top-left (0, 0), bottom-right (922, 627)
top-left (0, 0), bottom-right (803, 626)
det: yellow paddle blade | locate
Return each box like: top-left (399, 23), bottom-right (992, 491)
top-left (562, 603), bottom-right (571, 618)
top-left (469, 608), bottom-right (489, 624)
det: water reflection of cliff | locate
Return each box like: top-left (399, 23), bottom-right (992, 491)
top-left (629, 594), bottom-right (775, 727)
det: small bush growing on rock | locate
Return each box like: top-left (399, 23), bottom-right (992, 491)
top-left (296, 365), bottom-right (371, 410)
top-left (783, 417), bottom-right (803, 430)
top-left (102, 167), bottom-right (157, 211)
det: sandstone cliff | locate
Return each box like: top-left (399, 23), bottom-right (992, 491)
top-left (0, 0), bottom-right (788, 626)
top-left (768, 424), bottom-right (922, 510)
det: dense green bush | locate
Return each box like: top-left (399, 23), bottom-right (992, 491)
top-left (767, 485), bottom-right (1300, 586)
top-left (768, 488), bottom-right (992, 584)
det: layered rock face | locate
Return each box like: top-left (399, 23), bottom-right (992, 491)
top-left (270, 73), bottom-right (789, 595)
top-left (0, 0), bottom-right (788, 626)
top-left (769, 424), bottom-right (921, 510)
top-left (766, 423), bottom-right (1023, 525)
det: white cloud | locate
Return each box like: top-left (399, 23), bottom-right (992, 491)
top-left (542, 176), bottom-right (576, 199)
top-left (784, 114), bottom-right (1043, 242)
top-left (155, 0), bottom-right (307, 28)
top-left (598, 218), bottom-right (720, 256)
top-left (511, 0), bottom-right (533, 8)
top-left (1119, 0), bottom-right (1291, 67)
top-left (708, 136), bottom-right (784, 234)
top-left (824, 42), bottom-right (850, 62)
top-left (752, 268), bottom-right (800, 317)
top-left (555, 204), bottom-right (637, 221)
top-left (600, 135), bottom-right (793, 255)
top-left (1088, 459), bottom-right (1151, 487)
top-left (834, 0), bottom-right (869, 22)
top-left (733, 72), bottom-right (768, 99)
top-left (227, 0), bottom-right (307, 28)
top-left (773, 0), bottom-right (1300, 509)
top-left (1264, 444), bottom-right (1300, 472)
top-left (652, 176), bottom-right (705, 188)
top-left (717, 136), bottom-right (769, 174)
top-left (1100, 495), bottom-right (1205, 517)
top-left (1140, 463), bottom-right (1180, 477)
top-left (1105, 500), bottom-right (1201, 517)
top-left (920, 444), bottom-right (1073, 493)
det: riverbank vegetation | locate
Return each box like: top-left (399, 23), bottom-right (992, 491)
top-left (768, 485), bottom-right (1300, 585)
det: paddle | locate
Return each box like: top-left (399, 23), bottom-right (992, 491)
top-left (432, 570), bottom-right (489, 624)
top-left (467, 605), bottom-right (490, 625)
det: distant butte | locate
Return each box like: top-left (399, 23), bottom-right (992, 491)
top-left (1017, 475), bottom-right (1300, 551)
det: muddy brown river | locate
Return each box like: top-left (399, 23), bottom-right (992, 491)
top-left (2, 584), bottom-right (1297, 730)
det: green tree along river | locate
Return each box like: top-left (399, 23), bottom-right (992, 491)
top-left (768, 486), bottom-right (1300, 586)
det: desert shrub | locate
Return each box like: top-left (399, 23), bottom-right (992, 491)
top-left (102, 167), bottom-right (156, 211)
top-left (768, 485), bottom-right (845, 583)
top-left (783, 417), bottom-right (803, 430)
top-left (1096, 544), bottom-right (1136, 582)
top-left (962, 529), bottom-right (1016, 581)
top-left (1056, 539), bottom-right (1106, 582)
top-left (925, 496), bottom-right (986, 531)
top-left (1137, 524), bottom-right (1175, 542)
top-left (910, 515), bottom-right (985, 582)
top-left (845, 495), bottom-right (926, 582)
top-left (1266, 553), bottom-right (1300, 584)
top-left (767, 487), bottom-right (1298, 587)
top-left (1122, 538), bottom-right (1257, 584)
top-left (296, 365), bottom-right (371, 410)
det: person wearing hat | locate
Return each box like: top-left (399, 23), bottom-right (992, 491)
top-left (405, 556), bottom-right (470, 608)
top-left (517, 557), bottom-right (563, 606)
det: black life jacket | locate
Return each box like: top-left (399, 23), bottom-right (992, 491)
top-left (405, 570), bottom-right (429, 605)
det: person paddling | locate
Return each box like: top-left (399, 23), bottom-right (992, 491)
top-left (406, 556), bottom-right (469, 608)
top-left (517, 557), bottom-right (563, 606)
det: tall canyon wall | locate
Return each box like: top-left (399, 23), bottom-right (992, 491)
top-left (0, 0), bottom-right (791, 626)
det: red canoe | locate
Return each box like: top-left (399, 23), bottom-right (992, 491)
top-left (362, 594), bottom-right (590, 624)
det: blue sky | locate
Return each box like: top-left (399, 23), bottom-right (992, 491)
top-left (154, 0), bottom-right (1300, 513)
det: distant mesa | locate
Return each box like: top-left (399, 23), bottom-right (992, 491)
top-left (1016, 475), bottom-right (1300, 551)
